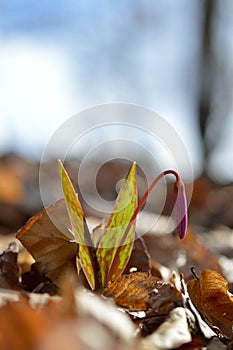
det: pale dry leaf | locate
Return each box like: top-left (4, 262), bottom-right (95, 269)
top-left (76, 289), bottom-right (137, 345)
top-left (140, 307), bottom-right (191, 350)
top-left (37, 288), bottom-right (138, 350)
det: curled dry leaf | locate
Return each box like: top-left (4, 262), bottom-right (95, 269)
top-left (180, 273), bottom-right (217, 340)
top-left (104, 272), bottom-right (183, 312)
top-left (16, 199), bottom-right (77, 286)
top-left (187, 269), bottom-right (233, 339)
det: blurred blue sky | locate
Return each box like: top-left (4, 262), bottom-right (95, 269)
top-left (0, 1), bottom-right (233, 181)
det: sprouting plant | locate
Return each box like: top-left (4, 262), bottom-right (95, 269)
top-left (58, 160), bottom-right (188, 291)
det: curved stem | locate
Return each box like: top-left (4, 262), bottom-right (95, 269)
top-left (130, 170), bottom-right (180, 225)
top-left (106, 170), bottom-right (180, 285)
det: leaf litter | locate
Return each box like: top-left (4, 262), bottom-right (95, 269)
top-left (0, 161), bottom-right (233, 349)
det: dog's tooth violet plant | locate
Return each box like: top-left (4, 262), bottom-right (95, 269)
top-left (58, 160), bottom-right (188, 290)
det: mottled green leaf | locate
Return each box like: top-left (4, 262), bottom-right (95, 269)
top-left (97, 162), bottom-right (137, 287)
top-left (58, 160), bottom-right (97, 290)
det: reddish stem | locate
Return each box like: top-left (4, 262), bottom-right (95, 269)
top-left (130, 170), bottom-right (181, 225)
top-left (106, 170), bottom-right (181, 284)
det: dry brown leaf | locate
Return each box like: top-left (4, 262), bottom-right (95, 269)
top-left (16, 199), bottom-right (77, 285)
top-left (179, 229), bottom-right (222, 277)
top-left (0, 242), bottom-right (20, 290)
top-left (104, 272), bottom-right (182, 312)
top-left (0, 280), bottom-right (137, 350)
top-left (0, 167), bottom-right (24, 205)
top-left (144, 229), bottom-right (222, 280)
top-left (21, 262), bottom-right (59, 294)
top-left (0, 298), bottom-right (57, 350)
top-left (187, 269), bottom-right (233, 339)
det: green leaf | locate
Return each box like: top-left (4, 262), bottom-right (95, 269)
top-left (58, 160), bottom-right (97, 290)
top-left (96, 162), bottom-right (137, 287)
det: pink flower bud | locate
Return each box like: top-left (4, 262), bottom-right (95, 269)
top-left (173, 179), bottom-right (188, 239)
top-left (129, 169), bottom-right (188, 240)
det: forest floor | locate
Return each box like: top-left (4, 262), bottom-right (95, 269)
top-left (0, 154), bottom-right (233, 350)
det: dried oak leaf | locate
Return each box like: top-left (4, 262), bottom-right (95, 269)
top-left (0, 242), bottom-right (20, 290)
top-left (16, 199), bottom-right (77, 286)
top-left (187, 269), bottom-right (233, 339)
top-left (103, 271), bottom-right (182, 312)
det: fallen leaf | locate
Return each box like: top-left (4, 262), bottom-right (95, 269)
top-left (144, 229), bottom-right (222, 280)
top-left (21, 262), bottom-right (59, 295)
top-left (180, 273), bottom-right (217, 339)
top-left (141, 307), bottom-right (192, 349)
top-left (0, 242), bottom-right (20, 290)
top-left (104, 272), bottom-right (154, 310)
top-left (75, 289), bottom-right (137, 349)
top-left (179, 229), bottom-right (222, 278)
top-left (38, 288), bottom-right (137, 350)
top-left (187, 269), bottom-right (233, 339)
top-left (104, 272), bottom-right (182, 312)
top-left (0, 297), bottom-right (55, 350)
top-left (16, 199), bottom-right (77, 286)
top-left (0, 166), bottom-right (24, 205)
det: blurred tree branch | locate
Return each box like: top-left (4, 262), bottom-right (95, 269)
top-left (199, 0), bottom-right (215, 168)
